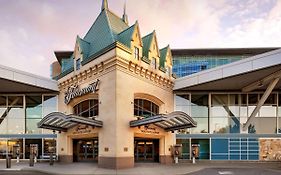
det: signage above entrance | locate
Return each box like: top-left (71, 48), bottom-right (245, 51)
top-left (64, 79), bottom-right (100, 104)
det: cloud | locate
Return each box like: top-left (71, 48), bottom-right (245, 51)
top-left (0, 0), bottom-right (280, 78)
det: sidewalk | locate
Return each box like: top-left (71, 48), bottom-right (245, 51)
top-left (0, 160), bottom-right (281, 175)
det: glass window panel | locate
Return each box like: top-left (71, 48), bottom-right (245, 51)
top-left (260, 106), bottom-right (276, 117)
top-left (134, 99), bottom-right (159, 118)
top-left (26, 119), bottom-right (42, 134)
top-left (25, 139), bottom-right (42, 159)
top-left (43, 95), bottom-right (57, 117)
top-left (0, 96), bottom-right (6, 106)
top-left (229, 94), bottom-right (239, 105)
top-left (7, 139), bottom-right (23, 159)
top-left (211, 106), bottom-right (228, 117)
top-left (210, 117), bottom-right (229, 133)
top-left (44, 139), bottom-right (56, 155)
top-left (8, 96), bottom-right (23, 106)
top-left (175, 95), bottom-right (191, 115)
top-left (264, 94), bottom-right (277, 105)
top-left (176, 139), bottom-right (190, 159)
top-left (26, 96), bottom-right (42, 119)
top-left (248, 94), bottom-right (258, 105)
top-left (191, 118), bottom-right (208, 134)
top-left (212, 94), bottom-right (228, 106)
top-left (0, 140), bottom-right (7, 159)
top-left (1, 96), bottom-right (25, 134)
top-left (191, 94), bottom-right (208, 118)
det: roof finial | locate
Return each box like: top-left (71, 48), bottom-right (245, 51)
top-left (122, 1), bottom-right (129, 25)
top-left (101, 0), bottom-right (108, 11)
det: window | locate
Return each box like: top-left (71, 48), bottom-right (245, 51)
top-left (201, 65), bottom-right (207, 70)
top-left (151, 57), bottom-right (157, 69)
top-left (134, 47), bottom-right (139, 59)
top-left (76, 58), bottom-right (81, 70)
top-left (134, 99), bottom-right (159, 118)
top-left (73, 99), bottom-right (99, 118)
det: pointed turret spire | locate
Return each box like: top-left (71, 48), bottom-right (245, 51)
top-left (122, 1), bottom-right (129, 25)
top-left (101, 0), bottom-right (108, 11)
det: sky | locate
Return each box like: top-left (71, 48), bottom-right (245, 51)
top-left (0, 0), bottom-right (281, 78)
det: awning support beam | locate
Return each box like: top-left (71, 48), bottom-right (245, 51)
top-left (243, 78), bottom-right (280, 130)
top-left (242, 69), bottom-right (281, 92)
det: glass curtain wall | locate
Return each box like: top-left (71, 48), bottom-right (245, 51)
top-left (175, 94), bottom-right (209, 134)
top-left (26, 96), bottom-right (42, 134)
top-left (176, 92), bottom-right (280, 134)
top-left (0, 96), bottom-right (25, 134)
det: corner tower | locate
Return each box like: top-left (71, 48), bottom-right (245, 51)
top-left (46, 0), bottom-right (189, 170)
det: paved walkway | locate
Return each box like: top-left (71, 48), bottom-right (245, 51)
top-left (0, 160), bottom-right (281, 175)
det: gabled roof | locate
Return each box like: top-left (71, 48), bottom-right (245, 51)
top-left (160, 45), bottom-right (169, 69)
top-left (142, 31), bottom-right (154, 58)
top-left (117, 23), bottom-right (136, 48)
top-left (82, 9), bottom-right (129, 61)
top-left (77, 36), bottom-right (90, 58)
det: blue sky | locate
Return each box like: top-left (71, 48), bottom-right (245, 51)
top-left (0, 0), bottom-right (280, 77)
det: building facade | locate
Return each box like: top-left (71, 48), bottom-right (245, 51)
top-left (0, 64), bottom-right (58, 160)
top-left (43, 0), bottom-right (195, 169)
top-left (172, 48), bottom-right (279, 78)
top-left (1, 0), bottom-right (281, 170)
top-left (174, 49), bottom-right (281, 161)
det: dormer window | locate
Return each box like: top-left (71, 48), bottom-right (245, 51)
top-left (151, 57), bottom-right (157, 69)
top-left (76, 58), bottom-right (81, 70)
top-left (134, 47), bottom-right (139, 59)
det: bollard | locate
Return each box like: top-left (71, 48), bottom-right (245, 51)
top-left (192, 156), bottom-right (195, 164)
top-left (16, 155), bottom-right (20, 163)
top-left (6, 155), bottom-right (11, 168)
top-left (30, 154), bottom-right (34, 167)
top-left (50, 152), bottom-right (54, 166)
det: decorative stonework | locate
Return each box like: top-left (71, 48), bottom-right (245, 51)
top-left (260, 139), bottom-right (281, 161)
top-left (58, 54), bottom-right (174, 91)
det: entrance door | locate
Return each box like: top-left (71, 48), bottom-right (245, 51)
top-left (73, 138), bottom-right (98, 162)
top-left (134, 138), bottom-right (159, 162)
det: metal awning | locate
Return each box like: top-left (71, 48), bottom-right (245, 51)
top-left (37, 112), bottom-right (103, 132)
top-left (130, 111), bottom-right (197, 131)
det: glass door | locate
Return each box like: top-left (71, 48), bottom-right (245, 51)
top-left (134, 139), bottom-right (159, 162)
top-left (73, 138), bottom-right (98, 162)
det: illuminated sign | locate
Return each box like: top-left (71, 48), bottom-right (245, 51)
top-left (64, 79), bottom-right (99, 104)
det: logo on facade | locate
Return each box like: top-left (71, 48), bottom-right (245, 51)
top-left (72, 125), bottom-right (92, 135)
top-left (140, 125), bottom-right (159, 134)
top-left (64, 79), bottom-right (100, 104)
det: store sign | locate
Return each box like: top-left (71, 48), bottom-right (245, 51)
top-left (72, 125), bottom-right (92, 135)
top-left (140, 125), bottom-right (159, 134)
top-left (64, 79), bottom-right (99, 104)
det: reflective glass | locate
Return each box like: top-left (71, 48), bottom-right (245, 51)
top-left (0, 96), bottom-right (25, 134)
top-left (26, 96), bottom-right (42, 134)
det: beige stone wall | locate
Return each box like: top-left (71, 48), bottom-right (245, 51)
top-left (259, 138), bottom-right (281, 161)
top-left (56, 41), bottom-right (175, 167)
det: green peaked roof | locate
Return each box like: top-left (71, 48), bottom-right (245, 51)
top-left (77, 36), bottom-right (90, 58)
top-left (117, 22), bottom-right (136, 48)
top-left (142, 31), bottom-right (154, 58)
top-left (160, 45), bottom-right (169, 68)
top-left (82, 9), bottom-right (129, 61)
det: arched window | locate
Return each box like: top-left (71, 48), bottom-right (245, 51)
top-left (134, 99), bottom-right (159, 118)
top-left (73, 99), bottom-right (99, 118)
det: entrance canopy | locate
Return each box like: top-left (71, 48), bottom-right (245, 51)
top-left (130, 111), bottom-right (197, 131)
top-left (38, 112), bottom-right (103, 132)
